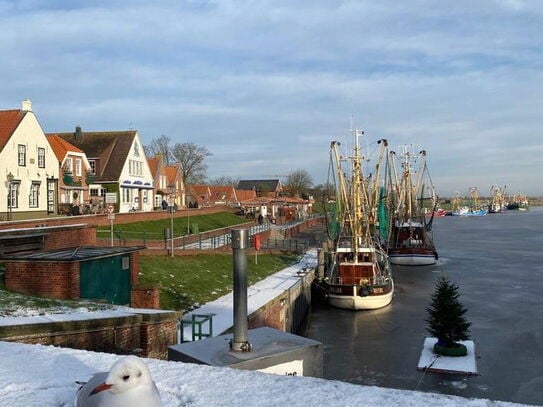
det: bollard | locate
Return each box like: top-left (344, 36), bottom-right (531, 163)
top-left (230, 228), bottom-right (251, 352)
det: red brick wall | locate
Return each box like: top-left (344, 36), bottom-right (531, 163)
top-left (0, 206), bottom-right (233, 231)
top-left (131, 285), bottom-right (160, 309)
top-left (5, 261), bottom-right (80, 300)
top-left (44, 226), bottom-right (97, 249)
top-left (0, 313), bottom-right (179, 359)
top-left (139, 320), bottom-right (178, 359)
top-left (248, 296), bottom-right (287, 331)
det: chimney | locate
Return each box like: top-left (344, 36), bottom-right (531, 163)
top-left (21, 100), bottom-right (32, 112)
top-left (75, 126), bottom-right (82, 139)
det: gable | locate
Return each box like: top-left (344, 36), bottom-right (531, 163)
top-left (0, 110), bottom-right (26, 153)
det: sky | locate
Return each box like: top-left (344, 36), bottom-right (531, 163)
top-left (1, 0), bottom-right (542, 196)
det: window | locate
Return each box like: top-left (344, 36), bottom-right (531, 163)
top-left (29, 182), bottom-right (40, 207)
top-left (8, 182), bottom-right (19, 208)
top-left (64, 157), bottom-right (72, 172)
top-left (18, 145), bottom-right (26, 166)
top-left (75, 158), bottom-right (82, 176)
top-left (89, 160), bottom-right (96, 174)
top-left (133, 142), bottom-right (140, 157)
top-left (90, 187), bottom-right (105, 197)
top-left (38, 148), bottom-right (45, 168)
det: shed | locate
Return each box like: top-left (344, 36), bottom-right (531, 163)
top-left (3, 246), bottom-right (145, 306)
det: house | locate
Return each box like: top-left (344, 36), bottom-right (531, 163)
top-left (237, 179), bottom-right (283, 198)
top-left (0, 100), bottom-right (59, 220)
top-left (148, 155), bottom-right (185, 210)
top-left (187, 185), bottom-right (211, 208)
top-left (147, 154), bottom-right (169, 209)
top-left (165, 163), bottom-right (185, 209)
top-left (53, 127), bottom-right (154, 213)
top-left (208, 185), bottom-right (238, 206)
top-left (46, 134), bottom-right (93, 215)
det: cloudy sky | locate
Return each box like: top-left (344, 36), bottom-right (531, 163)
top-left (1, 0), bottom-right (542, 196)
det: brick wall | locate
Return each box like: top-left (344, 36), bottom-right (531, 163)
top-left (5, 261), bottom-right (80, 300)
top-left (0, 311), bottom-right (181, 360)
top-left (0, 206), bottom-right (234, 231)
top-left (131, 284), bottom-right (160, 309)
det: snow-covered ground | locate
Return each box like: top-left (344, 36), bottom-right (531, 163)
top-left (0, 247), bottom-right (536, 406)
top-left (0, 340), bottom-right (532, 407)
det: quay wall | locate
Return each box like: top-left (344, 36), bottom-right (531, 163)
top-left (246, 269), bottom-right (314, 335)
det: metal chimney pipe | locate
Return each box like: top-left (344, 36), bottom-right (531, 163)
top-left (230, 228), bottom-right (251, 352)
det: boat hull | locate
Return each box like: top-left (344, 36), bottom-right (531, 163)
top-left (388, 253), bottom-right (437, 266)
top-left (324, 280), bottom-right (394, 310)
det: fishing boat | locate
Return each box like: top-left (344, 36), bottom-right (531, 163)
top-left (488, 185), bottom-right (508, 213)
top-left (451, 187), bottom-right (488, 216)
top-left (316, 129), bottom-right (394, 310)
top-left (387, 146), bottom-right (438, 266)
top-left (507, 193), bottom-right (529, 211)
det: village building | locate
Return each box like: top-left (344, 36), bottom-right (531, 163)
top-left (52, 128), bottom-right (155, 213)
top-left (237, 179), bottom-right (283, 198)
top-left (0, 100), bottom-right (59, 220)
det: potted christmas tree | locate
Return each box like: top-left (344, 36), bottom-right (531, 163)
top-left (426, 276), bottom-right (471, 357)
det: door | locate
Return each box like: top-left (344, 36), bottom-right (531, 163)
top-left (80, 256), bottom-right (131, 305)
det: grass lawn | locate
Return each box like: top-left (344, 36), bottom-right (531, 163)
top-left (0, 252), bottom-right (300, 317)
top-left (98, 211), bottom-right (248, 241)
top-left (139, 252), bottom-right (299, 312)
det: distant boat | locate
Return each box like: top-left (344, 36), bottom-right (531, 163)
top-left (315, 129), bottom-right (394, 310)
top-left (425, 208), bottom-right (447, 217)
top-left (387, 146), bottom-right (438, 266)
top-left (451, 187), bottom-right (488, 216)
top-left (507, 193), bottom-right (529, 211)
top-left (488, 185), bottom-right (508, 213)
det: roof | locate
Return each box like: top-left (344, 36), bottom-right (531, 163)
top-left (1, 246), bottom-right (144, 262)
top-left (51, 129), bottom-right (137, 182)
top-left (235, 189), bottom-right (257, 201)
top-left (208, 185), bottom-right (236, 201)
top-left (237, 179), bottom-right (282, 192)
top-left (147, 156), bottom-right (159, 177)
top-left (165, 164), bottom-right (181, 186)
top-left (0, 109), bottom-right (26, 152)
top-left (46, 134), bottom-right (83, 161)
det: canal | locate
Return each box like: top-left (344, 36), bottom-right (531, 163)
top-left (302, 208), bottom-right (543, 406)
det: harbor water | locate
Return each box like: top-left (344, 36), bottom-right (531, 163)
top-left (303, 208), bottom-right (543, 406)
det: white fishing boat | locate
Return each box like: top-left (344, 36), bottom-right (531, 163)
top-left (315, 129), bottom-right (394, 310)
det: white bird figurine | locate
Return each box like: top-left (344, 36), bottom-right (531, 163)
top-left (75, 356), bottom-right (162, 407)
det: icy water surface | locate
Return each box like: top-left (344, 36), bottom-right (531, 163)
top-left (303, 207), bottom-right (543, 406)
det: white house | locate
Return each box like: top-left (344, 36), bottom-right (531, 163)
top-left (0, 100), bottom-right (59, 220)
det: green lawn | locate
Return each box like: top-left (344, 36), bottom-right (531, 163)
top-left (139, 252), bottom-right (299, 312)
top-left (98, 211), bottom-right (249, 241)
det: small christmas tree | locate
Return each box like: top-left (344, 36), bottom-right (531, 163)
top-left (426, 276), bottom-right (471, 356)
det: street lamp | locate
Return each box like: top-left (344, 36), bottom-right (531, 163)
top-left (168, 187), bottom-right (176, 257)
top-left (6, 172), bottom-right (14, 221)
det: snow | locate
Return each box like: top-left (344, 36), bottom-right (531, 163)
top-left (180, 249), bottom-right (318, 340)
top-left (0, 340), bottom-right (530, 407)
top-left (0, 249), bottom-right (533, 406)
top-left (417, 338), bottom-right (478, 375)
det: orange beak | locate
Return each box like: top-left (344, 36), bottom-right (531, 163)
top-left (90, 382), bottom-right (113, 395)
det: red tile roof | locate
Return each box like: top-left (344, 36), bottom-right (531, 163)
top-left (46, 134), bottom-right (83, 161)
top-left (0, 110), bottom-right (26, 151)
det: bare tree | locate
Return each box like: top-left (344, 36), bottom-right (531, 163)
top-left (144, 134), bottom-right (173, 165)
top-left (172, 142), bottom-right (212, 184)
top-left (209, 176), bottom-right (239, 186)
top-left (285, 169), bottom-right (313, 197)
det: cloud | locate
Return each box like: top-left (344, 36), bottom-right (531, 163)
top-left (1, 1), bottom-right (543, 195)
